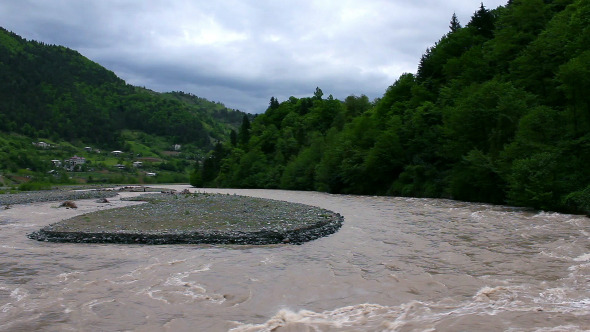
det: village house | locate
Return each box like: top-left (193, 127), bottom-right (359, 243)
top-left (84, 146), bottom-right (92, 152)
top-left (111, 150), bottom-right (123, 156)
top-left (33, 141), bottom-right (50, 149)
top-left (132, 161), bottom-right (143, 168)
top-left (64, 156), bottom-right (86, 171)
top-left (51, 159), bottom-right (62, 168)
top-left (173, 144), bottom-right (181, 151)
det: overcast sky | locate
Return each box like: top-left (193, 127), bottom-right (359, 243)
top-left (1, 0), bottom-right (507, 113)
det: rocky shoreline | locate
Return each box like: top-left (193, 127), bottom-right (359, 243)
top-left (27, 192), bottom-right (344, 245)
top-left (27, 220), bottom-right (343, 245)
top-left (0, 189), bottom-right (118, 206)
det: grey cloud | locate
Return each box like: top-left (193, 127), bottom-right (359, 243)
top-left (0, 0), bottom-right (507, 113)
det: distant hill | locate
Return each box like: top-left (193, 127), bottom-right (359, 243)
top-left (0, 27), bottom-right (247, 148)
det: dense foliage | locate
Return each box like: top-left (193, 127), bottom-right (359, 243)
top-left (1, 1), bottom-right (588, 214)
top-left (198, 0), bottom-right (590, 214)
top-left (0, 27), bottom-right (250, 188)
top-left (0, 27), bottom-right (246, 147)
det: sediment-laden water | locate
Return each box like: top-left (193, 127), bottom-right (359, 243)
top-left (1, 186), bottom-right (589, 331)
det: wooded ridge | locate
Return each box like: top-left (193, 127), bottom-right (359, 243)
top-left (1, 0), bottom-right (589, 214)
top-left (193, 0), bottom-right (590, 215)
top-left (0, 27), bottom-right (247, 186)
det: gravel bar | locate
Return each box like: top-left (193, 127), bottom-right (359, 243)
top-left (28, 193), bottom-right (344, 245)
top-left (0, 190), bottom-right (118, 206)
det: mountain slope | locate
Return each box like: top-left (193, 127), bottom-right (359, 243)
top-left (0, 27), bottom-right (246, 147)
top-left (206, 0), bottom-right (590, 214)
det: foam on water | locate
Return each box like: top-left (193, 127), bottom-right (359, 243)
top-left (230, 283), bottom-right (590, 331)
top-left (2, 186), bottom-right (590, 331)
top-left (573, 253), bottom-right (590, 262)
top-left (136, 263), bottom-right (225, 305)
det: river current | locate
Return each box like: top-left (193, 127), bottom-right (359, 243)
top-left (1, 186), bottom-right (589, 331)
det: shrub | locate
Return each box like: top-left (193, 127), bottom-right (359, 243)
top-left (18, 181), bottom-right (52, 191)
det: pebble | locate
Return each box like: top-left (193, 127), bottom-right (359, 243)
top-left (0, 190), bottom-right (118, 206)
top-left (27, 193), bottom-right (345, 245)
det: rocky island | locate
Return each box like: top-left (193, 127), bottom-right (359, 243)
top-left (28, 192), bottom-right (344, 245)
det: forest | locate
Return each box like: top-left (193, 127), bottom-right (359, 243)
top-left (193, 0), bottom-right (590, 215)
top-left (1, 0), bottom-right (588, 214)
top-left (0, 27), bottom-right (246, 147)
top-left (0, 27), bottom-right (247, 185)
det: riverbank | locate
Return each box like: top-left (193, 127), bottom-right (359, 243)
top-left (27, 191), bottom-right (344, 245)
top-left (0, 188), bottom-right (119, 206)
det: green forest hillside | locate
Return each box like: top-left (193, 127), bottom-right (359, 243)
top-left (198, 0), bottom-right (590, 214)
top-left (0, 27), bottom-right (247, 186)
top-left (0, 27), bottom-right (246, 146)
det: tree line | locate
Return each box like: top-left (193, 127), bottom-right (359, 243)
top-left (193, 0), bottom-right (590, 215)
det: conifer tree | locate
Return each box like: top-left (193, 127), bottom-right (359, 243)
top-left (468, 3), bottom-right (495, 38)
top-left (313, 87), bottom-right (324, 100)
top-left (269, 97), bottom-right (280, 110)
top-left (238, 115), bottom-right (251, 146)
top-left (449, 12), bottom-right (462, 32)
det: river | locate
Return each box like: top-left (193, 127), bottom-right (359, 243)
top-left (1, 186), bottom-right (589, 331)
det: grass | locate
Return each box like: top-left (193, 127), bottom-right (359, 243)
top-left (1, 129), bottom-right (200, 190)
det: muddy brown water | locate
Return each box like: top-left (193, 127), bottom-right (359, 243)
top-left (1, 186), bottom-right (589, 331)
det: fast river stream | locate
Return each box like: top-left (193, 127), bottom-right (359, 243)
top-left (1, 186), bottom-right (589, 331)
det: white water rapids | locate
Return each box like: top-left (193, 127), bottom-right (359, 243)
top-left (1, 186), bottom-right (589, 331)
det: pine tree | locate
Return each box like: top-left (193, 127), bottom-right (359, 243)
top-left (313, 87), bottom-right (323, 100)
top-left (468, 3), bottom-right (495, 38)
top-left (269, 97), bottom-right (280, 110)
top-left (238, 115), bottom-right (251, 146)
top-left (449, 12), bottom-right (462, 32)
